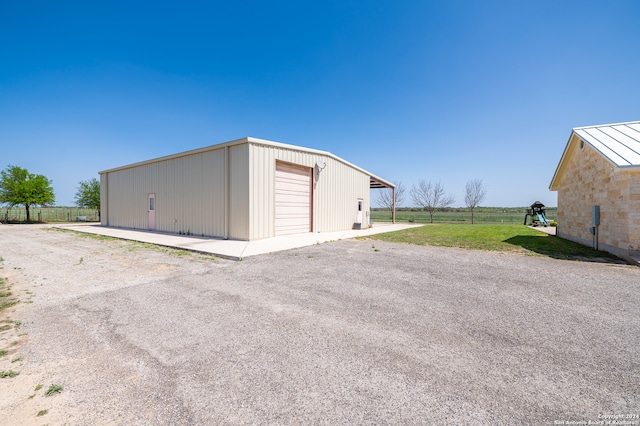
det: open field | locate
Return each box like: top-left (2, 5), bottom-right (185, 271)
top-left (0, 224), bottom-right (638, 424)
top-left (369, 224), bottom-right (623, 262)
top-left (371, 207), bottom-right (557, 224)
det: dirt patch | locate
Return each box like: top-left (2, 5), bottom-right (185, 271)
top-left (0, 225), bottom-right (223, 424)
top-left (0, 265), bottom-right (41, 424)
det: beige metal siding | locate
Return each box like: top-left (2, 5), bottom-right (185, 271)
top-left (228, 143), bottom-right (250, 240)
top-left (100, 173), bottom-right (108, 225)
top-left (248, 143), bottom-right (275, 239)
top-left (314, 156), bottom-right (370, 232)
top-left (100, 138), bottom-right (380, 241)
top-left (102, 149), bottom-right (229, 237)
top-left (248, 143), bottom-right (371, 239)
top-left (275, 162), bottom-right (312, 235)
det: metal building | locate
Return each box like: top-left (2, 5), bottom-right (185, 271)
top-left (99, 137), bottom-right (395, 240)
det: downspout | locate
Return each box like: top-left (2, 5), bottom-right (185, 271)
top-left (102, 173), bottom-right (108, 226)
top-left (592, 205), bottom-right (600, 251)
top-left (224, 146), bottom-right (229, 239)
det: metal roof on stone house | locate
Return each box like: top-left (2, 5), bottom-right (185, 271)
top-left (549, 120), bottom-right (640, 189)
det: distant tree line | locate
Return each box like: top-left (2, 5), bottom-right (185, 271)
top-left (376, 178), bottom-right (487, 224)
top-left (0, 164), bottom-right (100, 223)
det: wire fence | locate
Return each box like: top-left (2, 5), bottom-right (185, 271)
top-left (371, 210), bottom-right (558, 224)
top-left (0, 207), bottom-right (100, 223)
top-left (1, 207), bottom-right (555, 225)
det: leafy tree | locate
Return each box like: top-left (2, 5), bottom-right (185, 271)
top-left (74, 178), bottom-right (100, 219)
top-left (0, 165), bottom-right (55, 223)
top-left (410, 180), bottom-right (455, 223)
top-left (464, 178), bottom-right (487, 224)
top-left (376, 180), bottom-right (405, 210)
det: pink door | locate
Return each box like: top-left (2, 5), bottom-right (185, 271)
top-left (148, 194), bottom-right (156, 230)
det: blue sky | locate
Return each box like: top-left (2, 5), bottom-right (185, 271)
top-left (1, 1), bottom-right (638, 207)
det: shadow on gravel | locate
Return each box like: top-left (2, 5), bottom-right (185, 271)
top-left (503, 235), bottom-right (630, 265)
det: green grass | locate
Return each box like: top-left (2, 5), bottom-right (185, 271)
top-left (36, 409), bottom-right (48, 417)
top-left (45, 384), bottom-right (64, 396)
top-left (53, 228), bottom-right (113, 241)
top-left (370, 224), bottom-right (623, 262)
top-left (0, 277), bottom-right (19, 313)
top-left (371, 207), bottom-right (557, 224)
top-left (54, 228), bottom-right (212, 259)
top-left (0, 370), bottom-right (20, 378)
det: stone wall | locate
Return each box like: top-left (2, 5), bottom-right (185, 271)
top-left (556, 136), bottom-right (640, 260)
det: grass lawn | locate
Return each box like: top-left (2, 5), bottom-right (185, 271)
top-left (369, 224), bottom-right (624, 262)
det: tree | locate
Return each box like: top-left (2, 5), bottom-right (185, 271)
top-left (0, 165), bottom-right (55, 223)
top-left (74, 178), bottom-right (101, 219)
top-left (376, 180), bottom-right (405, 210)
top-left (464, 178), bottom-right (487, 224)
top-left (410, 180), bottom-right (455, 223)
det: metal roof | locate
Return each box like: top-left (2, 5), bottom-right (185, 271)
top-left (99, 136), bottom-right (395, 190)
top-left (549, 120), bottom-right (640, 190)
top-left (573, 121), bottom-right (640, 167)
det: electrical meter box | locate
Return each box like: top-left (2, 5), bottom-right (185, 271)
top-left (592, 205), bottom-right (600, 225)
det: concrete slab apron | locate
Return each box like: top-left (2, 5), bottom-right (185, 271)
top-left (58, 223), bottom-right (421, 260)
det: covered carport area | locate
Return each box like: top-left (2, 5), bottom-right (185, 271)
top-left (370, 176), bottom-right (396, 223)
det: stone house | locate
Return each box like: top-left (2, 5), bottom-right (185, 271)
top-left (549, 121), bottom-right (640, 262)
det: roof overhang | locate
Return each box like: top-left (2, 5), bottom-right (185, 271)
top-left (370, 176), bottom-right (394, 189)
top-left (549, 132), bottom-right (579, 191)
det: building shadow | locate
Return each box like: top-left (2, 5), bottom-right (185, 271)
top-left (502, 235), bottom-right (628, 264)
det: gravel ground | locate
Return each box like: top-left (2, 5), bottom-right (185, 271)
top-left (0, 224), bottom-right (639, 425)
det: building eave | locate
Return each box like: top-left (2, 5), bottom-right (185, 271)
top-left (549, 132), bottom-right (577, 191)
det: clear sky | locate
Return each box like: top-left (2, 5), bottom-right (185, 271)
top-left (1, 1), bottom-right (639, 207)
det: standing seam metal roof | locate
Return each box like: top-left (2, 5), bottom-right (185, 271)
top-left (573, 121), bottom-right (640, 167)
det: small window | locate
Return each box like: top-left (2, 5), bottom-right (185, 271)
top-left (580, 140), bottom-right (584, 150)
top-left (149, 197), bottom-right (155, 211)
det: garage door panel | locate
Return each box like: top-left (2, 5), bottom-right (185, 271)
top-left (276, 217), bottom-right (309, 226)
top-left (275, 162), bottom-right (311, 236)
top-left (275, 194), bottom-right (311, 204)
top-left (276, 204), bottom-right (309, 213)
top-left (275, 177), bottom-right (309, 188)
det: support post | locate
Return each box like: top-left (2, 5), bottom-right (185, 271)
top-left (392, 187), bottom-right (396, 224)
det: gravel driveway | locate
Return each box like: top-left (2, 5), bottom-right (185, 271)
top-left (1, 225), bottom-right (639, 425)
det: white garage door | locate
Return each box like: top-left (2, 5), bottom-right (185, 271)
top-left (275, 162), bottom-right (312, 236)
